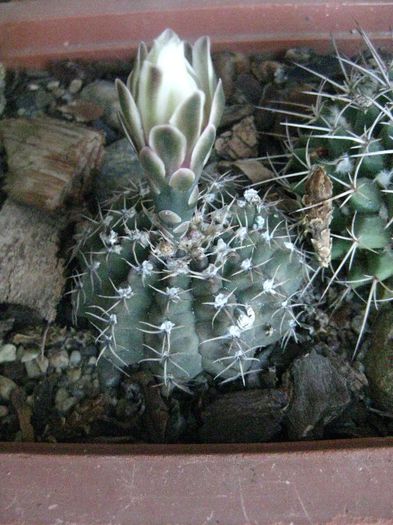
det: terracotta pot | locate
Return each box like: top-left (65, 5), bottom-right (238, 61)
top-left (1, 0), bottom-right (393, 67)
top-left (1, 1), bottom-right (393, 524)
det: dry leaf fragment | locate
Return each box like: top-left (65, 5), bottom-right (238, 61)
top-left (302, 165), bottom-right (333, 268)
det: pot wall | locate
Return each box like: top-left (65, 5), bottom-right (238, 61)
top-left (1, 0), bottom-right (393, 68)
top-left (1, 439), bottom-right (393, 525)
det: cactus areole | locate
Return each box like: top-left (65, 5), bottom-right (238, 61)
top-left (72, 30), bottom-right (306, 391)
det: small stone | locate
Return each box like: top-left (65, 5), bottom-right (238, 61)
top-left (69, 78), bottom-right (83, 94)
top-left (26, 394), bottom-right (35, 407)
top-left (285, 349), bottom-right (357, 439)
top-left (53, 87), bottom-right (66, 98)
top-left (25, 360), bottom-right (42, 379)
top-left (67, 367), bottom-right (82, 383)
top-left (28, 83), bottom-right (40, 91)
top-left (69, 350), bottom-right (82, 366)
top-left (284, 47), bottom-right (313, 64)
top-left (220, 104), bottom-right (254, 128)
top-left (36, 354), bottom-right (49, 374)
top-left (55, 387), bottom-right (69, 406)
top-left (15, 89), bottom-right (54, 118)
top-left (251, 57), bottom-right (285, 83)
top-left (87, 356), bottom-right (97, 366)
top-left (364, 309), bottom-right (393, 412)
top-left (97, 359), bottom-right (121, 389)
top-left (0, 375), bottom-right (17, 401)
top-left (58, 396), bottom-right (78, 414)
top-left (0, 343), bottom-right (17, 363)
top-left (58, 99), bottom-right (104, 123)
top-left (215, 116), bottom-right (258, 160)
top-left (234, 73), bottom-right (262, 104)
top-left (49, 350), bottom-right (69, 370)
top-left (95, 138), bottom-right (144, 200)
top-left (80, 80), bottom-right (121, 130)
top-left (0, 405), bottom-right (9, 417)
top-left (46, 80), bottom-right (60, 90)
top-left (213, 51), bottom-right (250, 99)
top-left (21, 348), bottom-right (40, 363)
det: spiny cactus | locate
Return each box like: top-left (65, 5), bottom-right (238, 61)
top-left (266, 30), bottom-right (393, 354)
top-left (71, 30), bottom-right (307, 391)
top-left (72, 176), bottom-right (306, 390)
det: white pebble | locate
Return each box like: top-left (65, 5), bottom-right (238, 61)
top-left (87, 356), bottom-right (97, 366)
top-left (69, 78), bottom-right (83, 94)
top-left (0, 343), bottom-right (17, 363)
top-left (46, 79), bottom-right (60, 90)
top-left (0, 375), bottom-right (17, 401)
top-left (21, 348), bottom-right (40, 363)
top-left (26, 394), bottom-right (35, 407)
top-left (69, 350), bottom-right (82, 366)
top-left (25, 360), bottom-right (42, 379)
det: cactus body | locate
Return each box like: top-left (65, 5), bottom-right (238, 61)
top-left (72, 178), bottom-right (306, 389)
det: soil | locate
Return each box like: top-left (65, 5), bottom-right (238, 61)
top-left (0, 45), bottom-right (392, 444)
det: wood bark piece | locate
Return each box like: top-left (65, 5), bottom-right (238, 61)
top-left (0, 199), bottom-right (65, 321)
top-left (200, 389), bottom-right (288, 443)
top-left (0, 116), bottom-right (104, 213)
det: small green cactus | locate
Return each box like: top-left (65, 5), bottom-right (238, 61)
top-left (268, 30), bottom-right (393, 354)
top-left (71, 30), bottom-right (307, 390)
top-left (72, 178), bottom-right (306, 390)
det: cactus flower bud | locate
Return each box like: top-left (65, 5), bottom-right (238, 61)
top-left (116, 29), bottom-right (225, 235)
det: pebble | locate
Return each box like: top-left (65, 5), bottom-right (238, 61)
top-left (21, 348), bottom-right (40, 363)
top-left (58, 396), bottom-right (78, 414)
top-left (69, 78), bottom-right (83, 94)
top-left (25, 360), bottom-right (42, 379)
top-left (46, 79), bottom-right (60, 90)
top-left (67, 367), bottom-right (82, 383)
top-left (26, 394), bottom-right (35, 407)
top-left (0, 405), bottom-right (9, 417)
top-left (0, 375), bottom-right (17, 401)
top-left (95, 138), bottom-right (143, 200)
top-left (69, 350), bottom-right (82, 366)
top-left (215, 116), bottom-right (259, 160)
top-left (97, 358), bottom-right (121, 389)
top-left (87, 356), bottom-right (97, 366)
top-left (36, 354), bottom-right (49, 374)
top-left (58, 99), bottom-right (104, 122)
top-left (80, 80), bottom-right (121, 130)
top-left (53, 87), bottom-right (66, 98)
top-left (55, 387), bottom-right (69, 406)
top-left (49, 350), bottom-right (69, 370)
top-left (0, 343), bottom-right (17, 363)
top-left (364, 309), bottom-right (393, 411)
top-left (15, 89), bottom-right (54, 117)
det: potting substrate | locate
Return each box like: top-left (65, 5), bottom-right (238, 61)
top-left (0, 33), bottom-right (393, 446)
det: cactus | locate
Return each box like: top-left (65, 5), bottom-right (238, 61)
top-left (71, 30), bottom-right (307, 390)
top-left (267, 30), bottom-right (393, 354)
top-left (72, 177), bottom-right (306, 390)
